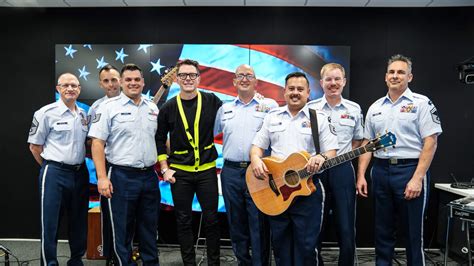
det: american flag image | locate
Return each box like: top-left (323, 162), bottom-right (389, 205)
top-left (55, 44), bottom-right (350, 211)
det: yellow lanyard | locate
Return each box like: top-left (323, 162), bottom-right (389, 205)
top-left (176, 91), bottom-right (202, 154)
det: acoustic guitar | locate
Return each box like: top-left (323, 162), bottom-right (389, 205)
top-left (246, 132), bottom-right (396, 216)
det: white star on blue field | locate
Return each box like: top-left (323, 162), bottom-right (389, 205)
top-left (78, 66), bottom-right (91, 81)
top-left (96, 56), bottom-right (108, 69)
top-left (83, 44), bottom-right (92, 50)
top-left (115, 48), bottom-right (128, 63)
top-left (150, 58), bottom-right (165, 75)
top-left (138, 44), bottom-right (153, 53)
top-left (64, 45), bottom-right (77, 58)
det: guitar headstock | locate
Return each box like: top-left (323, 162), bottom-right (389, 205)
top-left (160, 66), bottom-right (177, 87)
top-left (366, 132), bottom-right (397, 152)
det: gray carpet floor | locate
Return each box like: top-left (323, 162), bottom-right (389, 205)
top-left (0, 239), bottom-right (458, 265)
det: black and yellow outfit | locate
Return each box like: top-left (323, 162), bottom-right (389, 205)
top-left (156, 91), bottom-right (222, 266)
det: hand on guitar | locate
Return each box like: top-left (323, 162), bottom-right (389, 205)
top-left (250, 156), bottom-right (269, 180)
top-left (305, 154), bottom-right (326, 173)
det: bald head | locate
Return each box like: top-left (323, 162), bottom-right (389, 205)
top-left (233, 64), bottom-right (257, 96)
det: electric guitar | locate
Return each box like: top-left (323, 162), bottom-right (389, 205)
top-left (246, 132), bottom-right (397, 216)
top-left (152, 66), bottom-right (177, 104)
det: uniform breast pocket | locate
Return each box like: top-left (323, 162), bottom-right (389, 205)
top-left (51, 121), bottom-right (73, 144)
top-left (398, 113), bottom-right (417, 121)
top-left (112, 114), bottom-right (136, 134)
top-left (299, 127), bottom-right (313, 144)
top-left (221, 111), bottom-right (236, 125)
top-left (252, 112), bottom-right (266, 132)
top-left (269, 122), bottom-right (286, 144)
top-left (147, 115), bottom-right (158, 133)
top-left (338, 119), bottom-right (355, 142)
top-left (371, 114), bottom-right (385, 133)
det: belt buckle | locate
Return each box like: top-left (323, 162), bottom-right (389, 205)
top-left (74, 164), bottom-right (81, 171)
top-left (239, 162), bottom-right (248, 168)
top-left (389, 158), bottom-right (398, 165)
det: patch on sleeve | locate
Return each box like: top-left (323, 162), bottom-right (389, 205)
top-left (29, 117), bottom-right (39, 135)
top-left (92, 113), bottom-right (101, 123)
top-left (329, 123), bottom-right (337, 135)
top-left (430, 107), bottom-right (440, 124)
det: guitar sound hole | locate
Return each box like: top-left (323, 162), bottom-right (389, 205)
top-left (284, 170), bottom-right (300, 187)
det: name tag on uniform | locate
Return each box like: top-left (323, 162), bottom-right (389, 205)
top-left (120, 112), bottom-right (131, 116)
top-left (372, 112), bottom-right (382, 117)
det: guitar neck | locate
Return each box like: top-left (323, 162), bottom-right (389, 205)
top-left (152, 85), bottom-right (166, 104)
top-left (297, 146), bottom-right (369, 178)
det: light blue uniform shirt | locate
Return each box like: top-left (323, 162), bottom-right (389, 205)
top-left (87, 95), bottom-right (108, 128)
top-left (252, 105), bottom-right (339, 159)
top-left (364, 88), bottom-right (442, 159)
top-left (214, 94), bottom-right (278, 162)
top-left (88, 93), bottom-right (159, 168)
top-left (27, 99), bottom-right (88, 165)
top-left (308, 97), bottom-right (364, 154)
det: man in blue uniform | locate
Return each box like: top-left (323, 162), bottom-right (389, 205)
top-left (89, 64), bottom-right (160, 265)
top-left (357, 54), bottom-right (442, 265)
top-left (214, 64), bottom-right (277, 265)
top-left (28, 73), bottom-right (89, 266)
top-left (250, 72), bottom-right (338, 265)
top-left (156, 59), bottom-right (222, 265)
top-left (308, 63), bottom-right (363, 265)
top-left (87, 64), bottom-right (121, 265)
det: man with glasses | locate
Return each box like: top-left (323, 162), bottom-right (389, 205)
top-left (214, 64), bottom-right (277, 265)
top-left (156, 59), bottom-right (223, 265)
top-left (87, 64), bottom-right (121, 265)
top-left (28, 73), bottom-right (89, 265)
top-left (89, 64), bottom-right (160, 265)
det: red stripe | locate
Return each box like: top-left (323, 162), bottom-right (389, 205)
top-left (235, 44), bottom-right (325, 78)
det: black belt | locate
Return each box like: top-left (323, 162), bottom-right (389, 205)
top-left (45, 160), bottom-right (83, 171)
top-left (375, 158), bottom-right (419, 165)
top-left (224, 160), bottom-right (251, 168)
top-left (110, 164), bottom-right (154, 172)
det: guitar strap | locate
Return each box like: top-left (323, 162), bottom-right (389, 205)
top-left (309, 108), bottom-right (321, 153)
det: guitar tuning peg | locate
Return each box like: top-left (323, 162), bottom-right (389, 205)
top-left (383, 148), bottom-right (387, 152)
top-left (392, 145), bottom-right (396, 149)
top-left (376, 132), bottom-right (381, 138)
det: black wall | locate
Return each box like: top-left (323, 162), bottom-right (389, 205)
top-left (1, 6), bottom-right (473, 247)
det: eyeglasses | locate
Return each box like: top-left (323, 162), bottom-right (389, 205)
top-left (235, 74), bottom-right (256, 81)
top-left (177, 73), bottom-right (199, 80)
top-left (58, 84), bottom-right (80, 89)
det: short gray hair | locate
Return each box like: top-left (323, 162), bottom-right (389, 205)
top-left (388, 54), bottom-right (412, 73)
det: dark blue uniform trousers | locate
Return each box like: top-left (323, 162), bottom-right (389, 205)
top-left (372, 159), bottom-right (429, 266)
top-left (220, 163), bottom-right (270, 266)
top-left (100, 194), bottom-right (113, 260)
top-left (39, 161), bottom-right (89, 266)
top-left (269, 177), bottom-right (325, 266)
top-left (108, 165), bottom-right (160, 266)
top-left (318, 161), bottom-right (356, 265)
